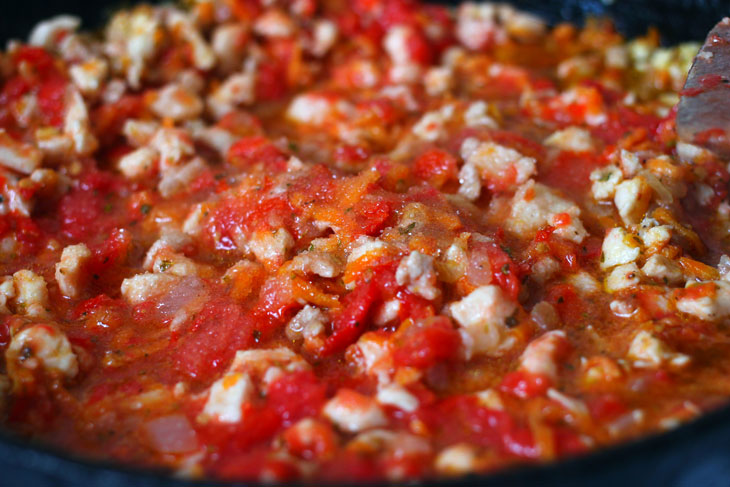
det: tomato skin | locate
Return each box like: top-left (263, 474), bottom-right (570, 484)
top-left (499, 371), bottom-right (551, 399)
top-left (334, 144), bottom-right (371, 165)
top-left (413, 149), bottom-right (458, 188)
top-left (283, 420), bottom-right (337, 460)
top-left (587, 394), bottom-right (628, 422)
top-left (255, 62), bottom-right (288, 101)
top-left (227, 136), bottom-right (287, 170)
top-left (393, 317), bottom-right (461, 369)
top-left (267, 370), bottom-right (327, 427)
top-left (92, 95), bottom-right (144, 143)
top-left (13, 46), bottom-right (58, 78)
top-left (547, 283), bottom-right (584, 324)
top-left (173, 299), bottom-right (255, 381)
top-left (355, 197), bottom-right (392, 236)
top-left (426, 395), bottom-right (538, 458)
top-left (319, 278), bottom-right (379, 356)
top-left (10, 215), bottom-right (44, 255)
top-left (541, 151), bottom-right (605, 195)
top-left (482, 242), bottom-right (521, 301)
top-left (36, 76), bottom-right (67, 127)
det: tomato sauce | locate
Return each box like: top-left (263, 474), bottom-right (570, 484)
top-left (0, 0), bottom-right (725, 483)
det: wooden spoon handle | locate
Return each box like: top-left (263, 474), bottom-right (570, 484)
top-left (677, 18), bottom-right (730, 158)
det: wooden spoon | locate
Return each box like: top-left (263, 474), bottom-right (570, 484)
top-left (676, 17), bottom-right (730, 158)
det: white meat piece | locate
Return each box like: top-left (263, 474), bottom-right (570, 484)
top-left (424, 67), bottom-right (453, 96)
top-left (291, 249), bottom-right (343, 278)
top-left (376, 384), bottom-right (419, 412)
top-left (456, 3), bottom-right (502, 50)
top-left (412, 104), bottom-right (455, 142)
top-left (286, 93), bottom-right (339, 126)
top-left (463, 100), bottom-right (498, 128)
top-left (118, 147), bottom-right (158, 179)
top-left (457, 161), bottom-right (481, 201)
top-left (0, 130), bottom-right (43, 175)
top-left (590, 165), bottom-right (623, 200)
top-left (449, 285), bottom-right (516, 357)
top-left (544, 127), bottom-right (594, 152)
top-left (518, 330), bottom-right (568, 380)
top-left (109, 8), bottom-right (161, 88)
top-left (507, 180), bottom-right (587, 243)
top-left (166, 10), bottom-right (215, 70)
top-left (228, 347), bottom-right (309, 389)
top-left (253, 9), bottom-right (295, 38)
top-left (395, 251), bottom-right (440, 300)
top-left (158, 157), bottom-right (206, 198)
top-left (0, 276), bottom-right (15, 314)
top-left (676, 281), bottom-right (730, 320)
top-left (601, 227), bottom-right (640, 269)
top-left (639, 219), bottom-right (672, 249)
top-left (7, 324), bottom-right (78, 378)
top-left (248, 228), bottom-right (294, 267)
top-left (143, 240), bottom-right (199, 277)
top-left (323, 389), bottom-right (387, 433)
top-left (120, 272), bottom-right (179, 305)
top-left (207, 72), bottom-right (256, 118)
top-left (348, 236), bottom-right (391, 264)
top-left (123, 119), bottom-right (160, 147)
top-left (350, 332), bottom-right (393, 383)
top-left (13, 270), bottom-right (49, 318)
top-left (150, 84), bottom-right (204, 121)
top-left (201, 372), bottom-right (253, 423)
top-left (628, 330), bottom-right (689, 369)
top-left (567, 271), bottom-right (601, 295)
top-left (619, 149), bottom-right (641, 177)
top-left (384, 25), bottom-right (415, 65)
top-left (192, 126), bottom-right (237, 156)
top-left (34, 129), bottom-right (73, 160)
top-left (435, 444), bottom-right (479, 475)
top-left (605, 263), bottom-right (641, 292)
top-left (641, 254), bottom-right (684, 284)
top-left (182, 203), bottom-right (210, 237)
top-left (69, 58), bottom-right (109, 95)
top-left (286, 305), bottom-right (327, 343)
top-left (55, 244), bottom-right (92, 298)
top-left (150, 127), bottom-right (195, 166)
top-left (461, 139), bottom-right (536, 191)
top-left (29, 15), bottom-right (80, 48)
top-left (212, 24), bottom-right (246, 73)
top-left (614, 177), bottom-right (652, 225)
top-left (531, 256), bottom-right (560, 284)
top-left (64, 89), bottom-right (98, 156)
top-left (310, 20), bottom-right (338, 57)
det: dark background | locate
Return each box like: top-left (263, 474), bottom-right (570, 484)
top-left (2, 0), bottom-right (730, 486)
top-left (0, 0), bottom-right (728, 44)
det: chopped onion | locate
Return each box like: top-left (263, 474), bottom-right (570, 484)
top-left (144, 414), bottom-right (199, 453)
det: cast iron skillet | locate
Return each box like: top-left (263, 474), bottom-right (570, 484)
top-left (2, 1), bottom-right (730, 485)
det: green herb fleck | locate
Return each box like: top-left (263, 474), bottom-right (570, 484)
top-left (253, 330), bottom-right (261, 342)
top-left (399, 222), bottom-right (417, 235)
top-left (501, 263), bottom-right (510, 274)
top-left (500, 245), bottom-right (513, 257)
top-left (103, 203), bottom-right (113, 213)
top-left (140, 204), bottom-right (151, 215)
top-left (159, 260), bottom-right (172, 271)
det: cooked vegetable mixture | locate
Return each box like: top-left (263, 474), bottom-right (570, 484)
top-left (0, 0), bottom-right (727, 482)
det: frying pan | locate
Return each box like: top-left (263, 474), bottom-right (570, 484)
top-left (2, 0), bottom-right (730, 485)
